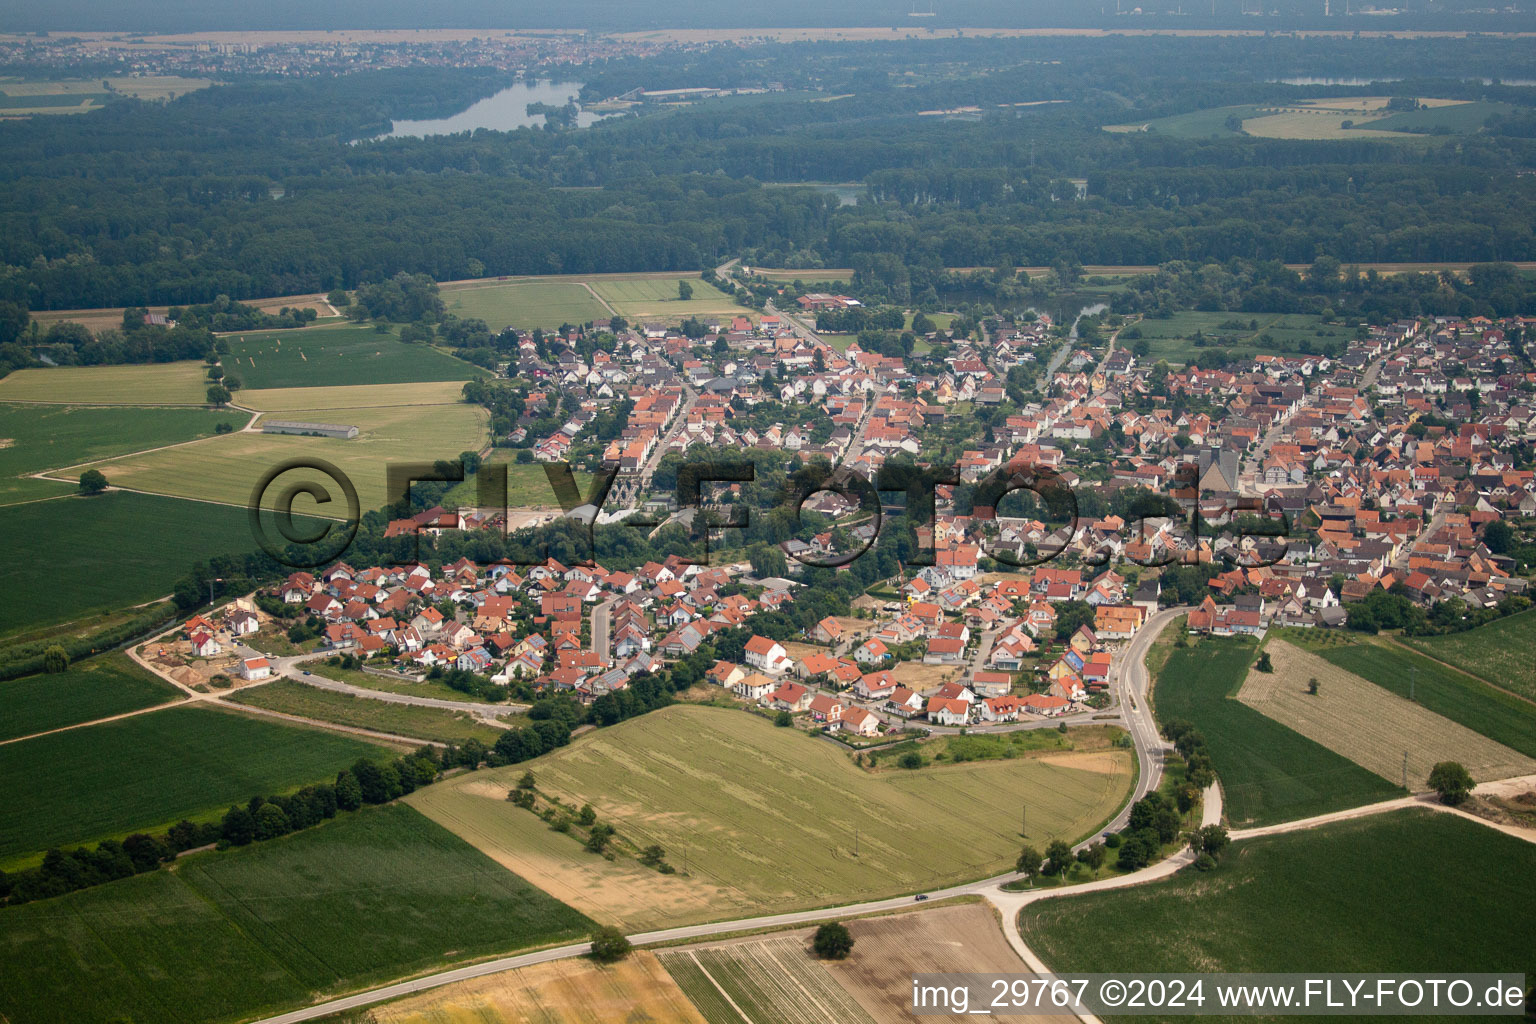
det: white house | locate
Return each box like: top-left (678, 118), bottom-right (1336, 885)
top-left (744, 635), bottom-right (793, 675)
top-left (237, 657), bottom-right (271, 681)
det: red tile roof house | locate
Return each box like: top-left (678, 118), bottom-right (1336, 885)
top-left (837, 706), bottom-right (881, 736)
top-left (810, 616), bottom-right (844, 644)
top-left (927, 697), bottom-right (971, 726)
top-left (807, 693), bottom-right (845, 723)
top-left (1022, 694), bottom-right (1071, 717)
top-left (886, 686), bottom-right (925, 718)
top-left (855, 670), bottom-right (897, 700)
top-left (237, 657), bottom-right (270, 681)
top-left (854, 638), bottom-right (890, 665)
top-left (745, 634), bottom-right (793, 675)
top-left (767, 681), bottom-right (811, 711)
top-left (923, 636), bottom-right (966, 664)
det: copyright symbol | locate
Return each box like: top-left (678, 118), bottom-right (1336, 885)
top-left (1100, 980), bottom-right (1126, 1007)
top-left (248, 458), bottom-right (360, 569)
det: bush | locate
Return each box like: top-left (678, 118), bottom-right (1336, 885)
top-left (899, 752), bottom-right (923, 770)
top-left (812, 922), bottom-right (855, 960)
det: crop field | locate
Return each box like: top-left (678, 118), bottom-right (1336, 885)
top-left (88, 385), bottom-right (489, 513)
top-left (1238, 641), bottom-right (1536, 788)
top-left (229, 679), bottom-right (508, 744)
top-left (1355, 99), bottom-right (1513, 134)
top-left (0, 653), bottom-right (181, 742)
top-left (27, 291), bottom-right (337, 335)
top-left (659, 936), bottom-right (877, 1024)
top-left (824, 905), bottom-right (1035, 1023)
top-left (0, 804), bottom-right (592, 1024)
top-left (1399, 610), bottom-right (1536, 702)
top-left (0, 402), bottom-right (246, 503)
top-left (409, 705), bottom-right (1132, 931)
top-left (0, 361), bottom-right (212, 404)
top-left (1152, 637), bottom-right (1401, 827)
top-left (0, 492), bottom-right (280, 634)
top-left (1020, 810), bottom-right (1536, 984)
top-left (0, 704), bottom-right (388, 865)
top-left (0, 74), bottom-right (213, 110)
top-left (442, 279), bottom-right (611, 330)
top-left (1315, 635), bottom-right (1536, 758)
top-left (590, 276), bottom-right (740, 321)
top-left (1104, 104), bottom-right (1262, 137)
top-left (223, 324), bottom-right (482, 389)
top-left (369, 951), bottom-right (708, 1024)
top-left (1125, 311), bottom-right (1342, 364)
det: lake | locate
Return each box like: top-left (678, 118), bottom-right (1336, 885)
top-left (376, 79), bottom-right (609, 139)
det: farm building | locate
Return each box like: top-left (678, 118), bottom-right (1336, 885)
top-left (260, 420), bottom-right (360, 439)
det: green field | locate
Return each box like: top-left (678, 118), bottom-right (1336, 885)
top-left (0, 803), bottom-right (592, 1024)
top-left (410, 705), bottom-right (1133, 930)
top-left (0, 491), bottom-right (284, 635)
top-left (230, 679), bottom-right (509, 744)
top-left (0, 402), bottom-right (246, 503)
top-left (1400, 610), bottom-right (1536, 702)
top-left (0, 653), bottom-right (181, 741)
top-left (1020, 810), bottom-right (1536, 1004)
top-left (1152, 637), bottom-right (1400, 827)
top-left (224, 324), bottom-right (482, 389)
top-left (590, 276), bottom-right (740, 322)
top-left (442, 279), bottom-right (611, 330)
top-left (0, 362), bottom-right (213, 405)
top-left (1317, 638), bottom-right (1536, 759)
top-left (1358, 100), bottom-right (1516, 135)
top-left (0, 704), bottom-right (389, 865)
top-left (440, 452), bottom-right (586, 511)
top-left (1125, 311), bottom-right (1343, 365)
top-left (1104, 104), bottom-right (1261, 138)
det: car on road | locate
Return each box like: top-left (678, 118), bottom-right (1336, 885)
top-left (302, 670), bottom-right (311, 675)
top-left (914, 893), bottom-right (929, 901)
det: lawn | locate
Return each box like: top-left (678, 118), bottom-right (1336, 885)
top-left (658, 936), bottom-right (875, 1024)
top-left (1020, 810), bottom-right (1536, 990)
top-left (440, 450), bottom-right (589, 511)
top-left (0, 653), bottom-right (181, 742)
top-left (223, 324), bottom-right (483, 389)
top-left (1152, 637), bottom-right (1401, 827)
top-left (1318, 635), bottom-right (1536, 758)
top-left (0, 704), bottom-right (389, 866)
top-left (89, 384), bottom-right (489, 513)
top-left (1238, 641), bottom-right (1535, 787)
top-left (1125, 311), bottom-right (1344, 365)
top-left (0, 362), bottom-right (212, 404)
top-left (229, 679), bottom-right (509, 744)
top-left (409, 704), bottom-right (1133, 931)
top-left (0, 491), bottom-right (283, 635)
top-left (0, 402), bottom-right (246, 503)
top-left (591, 276), bottom-right (740, 322)
top-left (0, 803), bottom-right (592, 1024)
top-left (1399, 610), bottom-right (1536, 703)
top-left (307, 661), bottom-right (506, 705)
top-left (442, 279), bottom-right (610, 330)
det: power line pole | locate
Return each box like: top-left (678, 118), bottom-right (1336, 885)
top-left (1021, 803), bottom-right (1027, 838)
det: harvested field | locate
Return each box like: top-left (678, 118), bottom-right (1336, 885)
top-left (1238, 641), bottom-right (1536, 788)
top-left (891, 659), bottom-right (965, 689)
top-left (825, 904), bottom-right (1045, 1023)
top-left (369, 951), bottom-right (707, 1024)
top-left (658, 936), bottom-right (875, 1024)
top-left (0, 362), bottom-right (211, 405)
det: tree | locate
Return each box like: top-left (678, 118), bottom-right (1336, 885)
top-left (812, 922), bottom-right (854, 960)
top-left (517, 770), bottom-right (537, 790)
top-left (590, 925), bottom-right (632, 962)
top-left (899, 751), bottom-right (923, 769)
top-left (1254, 651), bottom-right (1272, 673)
top-left (774, 710), bottom-right (793, 727)
top-left (1043, 839), bottom-right (1074, 882)
top-left (333, 769), bottom-right (363, 811)
top-left (254, 803), bottom-right (291, 841)
top-left (1306, 677), bottom-right (1320, 696)
top-left (42, 645), bottom-right (70, 674)
top-left (1483, 519), bottom-right (1514, 555)
top-left (639, 844), bottom-right (666, 867)
top-left (207, 384), bottom-right (231, 406)
top-left (1427, 761), bottom-right (1474, 806)
top-left (1190, 824), bottom-right (1229, 860)
top-left (220, 805), bottom-right (255, 846)
top-left (585, 823), bottom-right (616, 853)
top-left (78, 469), bottom-right (108, 495)
top-left (678, 281), bottom-right (693, 301)
top-left (1078, 841), bottom-right (1106, 878)
top-left (1015, 844), bottom-right (1043, 884)
top-left (578, 803), bottom-right (596, 826)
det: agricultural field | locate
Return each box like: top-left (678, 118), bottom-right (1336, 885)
top-left (368, 951), bottom-right (708, 1024)
top-left (223, 324), bottom-right (483, 389)
top-left (590, 275), bottom-right (741, 322)
top-left (1312, 633), bottom-right (1536, 758)
top-left (1020, 810), bottom-right (1536, 984)
top-left (750, 267), bottom-right (855, 283)
top-left (229, 679), bottom-right (509, 744)
top-left (442, 278), bottom-right (611, 330)
top-left (1353, 99), bottom-right (1515, 135)
top-left (87, 382), bottom-right (489, 513)
top-left (659, 936), bottom-right (877, 1024)
top-left (1237, 641), bottom-right (1536, 788)
top-left (0, 704), bottom-right (389, 866)
top-left (440, 450), bottom-right (587, 511)
top-left (0, 75), bottom-right (213, 115)
top-left (0, 653), bottom-right (181, 742)
top-left (824, 904), bottom-right (1035, 1024)
top-left (0, 804), bottom-right (592, 1024)
top-left (1152, 637), bottom-right (1401, 827)
top-left (1104, 104), bottom-right (1263, 138)
top-left (1123, 311), bottom-right (1343, 365)
top-left (1399, 610), bottom-right (1536, 702)
top-left (0, 361), bottom-right (212, 405)
top-left (27, 290), bottom-right (337, 335)
top-left (0, 402), bottom-right (246, 503)
top-left (0, 492), bottom-right (279, 634)
top-left (409, 705), bottom-right (1132, 931)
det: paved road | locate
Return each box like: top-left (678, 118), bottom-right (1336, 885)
top-left (1102, 607), bottom-right (1187, 832)
top-left (590, 597), bottom-right (615, 661)
top-left (254, 648), bottom-right (527, 719)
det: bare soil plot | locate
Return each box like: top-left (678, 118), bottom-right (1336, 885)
top-left (824, 904), bottom-right (1050, 1024)
top-left (1238, 641), bottom-right (1536, 788)
top-left (659, 935), bottom-right (875, 1024)
top-left (891, 660), bottom-right (963, 690)
top-left (369, 951), bottom-right (707, 1024)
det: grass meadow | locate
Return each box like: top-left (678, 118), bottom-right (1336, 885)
top-left (590, 276), bottom-right (740, 322)
top-left (0, 704), bottom-right (388, 866)
top-left (230, 679), bottom-right (508, 744)
top-left (1152, 637), bottom-right (1401, 827)
top-left (1020, 810), bottom-right (1536, 986)
top-left (442, 279), bottom-right (611, 329)
top-left (0, 402), bottom-right (246, 503)
top-left (0, 653), bottom-right (181, 741)
top-left (1126, 311), bottom-right (1344, 364)
top-left (1399, 610), bottom-right (1536, 703)
top-left (410, 705), bottom-right (1133, 930)
top-left (0, 804), bottom-right (592, 1024)
top-left (223, 324), bottom-right (482, 389)
top-left (0, 362), bottom-right (212, 405)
